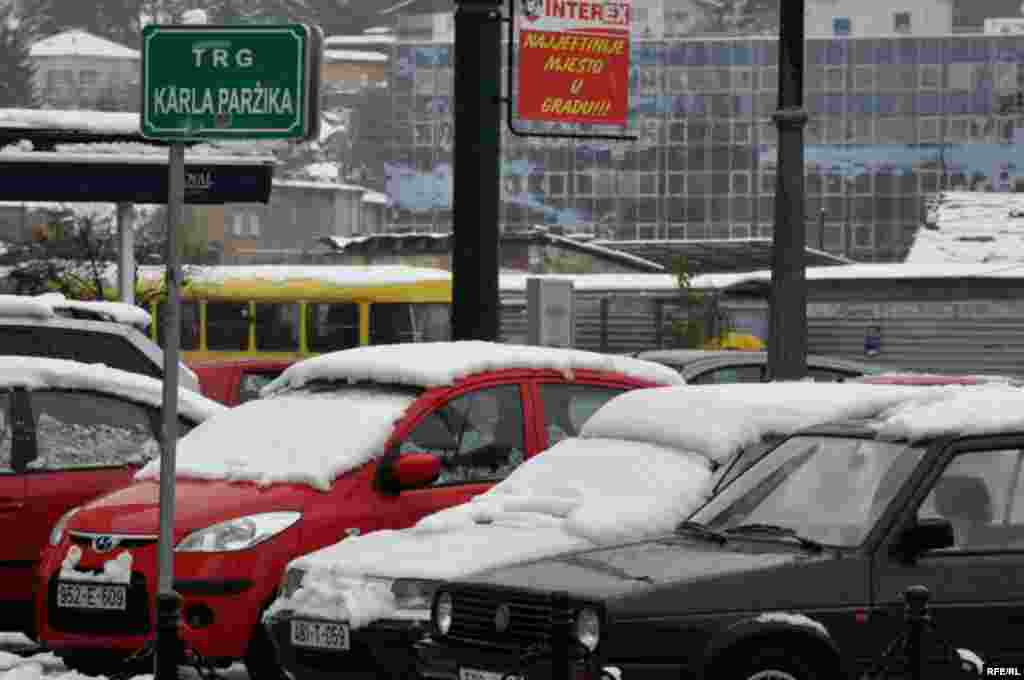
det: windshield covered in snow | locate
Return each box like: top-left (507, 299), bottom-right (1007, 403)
top-left (693, 435), bottom-right (925, 547)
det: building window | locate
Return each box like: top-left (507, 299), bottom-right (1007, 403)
top-left (833, 17), bottom-right (851, 36)
top-left (247, 214), bottom-right (261, 237)
top-left (78, 70), bottom-right (99, 87)
top-left (893, 12), bottom-right (911, 34)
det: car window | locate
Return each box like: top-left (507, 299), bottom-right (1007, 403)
top-left (538, 383), bottom-right (628, 446)
top-left (0, 392), bottom-right (10, 473)
top-left (917, 448), bottom-right (1024, 551)
top-left (690, 364), bottom-right (764, 384)
top-left (238, 370), bottom-right (284, 404)
top-left (401, 385), bottom-right (525, 484)
top-left (26, 391), bottom-right (163, 471)
top-left (0, 327), bottom-right (161, 380)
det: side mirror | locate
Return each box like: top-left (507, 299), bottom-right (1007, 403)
top-left (892, 518), bottom-right (954, 561)
top-left (376, 454), bottom-right (442, 495)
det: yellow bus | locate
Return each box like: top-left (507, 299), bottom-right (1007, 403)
top-left (133, 265), bottom-right (453, 363)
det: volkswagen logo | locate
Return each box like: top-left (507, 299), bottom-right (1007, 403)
top-left (494, 604), bottom-right (511, 633)
top-left (92, 535), bottom-right (120, 553)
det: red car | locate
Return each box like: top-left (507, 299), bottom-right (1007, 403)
top-left (0, 356), bottom-right (223, 638)
top-left (190, 359), bottom-right (296, 406)
top-left (35, 341), bottom-right (682, 678)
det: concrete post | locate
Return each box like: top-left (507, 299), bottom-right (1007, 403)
top-left (117, 203), bottom-right (135, 304)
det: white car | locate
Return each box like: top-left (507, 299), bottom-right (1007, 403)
top-left (0, 294), bottom-right (199, 392)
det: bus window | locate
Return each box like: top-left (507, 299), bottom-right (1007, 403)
top-left (156, 301), bottom-right (200, 350)
top-left (206, 302), bottom-right (250, 351)
top-left (370, 303), bottom-right (417, 345)
top-left (307, 303), bottom-right (359, 353)
top-left (411, 303), bottom-right (451, 342)
top-left (254, 303), bottom-right (300, 351)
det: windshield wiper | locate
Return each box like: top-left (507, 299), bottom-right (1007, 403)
top-left (674, 520), bottom-right (728, 545)
top-left (723, 524), bottom-right (825, 553)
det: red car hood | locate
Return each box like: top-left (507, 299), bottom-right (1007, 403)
top-left (68, 476), bottom-right (350, 539)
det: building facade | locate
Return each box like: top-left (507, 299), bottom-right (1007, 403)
top-left (29, 30), bottom-right (140, 111)
top-left (368, 3), bottom-right (1024, 262)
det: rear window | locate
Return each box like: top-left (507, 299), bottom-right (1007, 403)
top-left (0, 326), bottom-right (161, 380)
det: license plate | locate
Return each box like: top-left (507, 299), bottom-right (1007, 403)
top-left (290, 619), bottom-right (349, 651)
top-left (459, 669), bottom-right (522, 680)
top-left (56, 581), bottom-right (127, 611)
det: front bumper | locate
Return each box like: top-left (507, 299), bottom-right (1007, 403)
top-left (415, 636), bottom-right (607, 680)
top-left (265, 608), bottom-right (429, 680)
top-left (36, 539), bottom-right (281, 663)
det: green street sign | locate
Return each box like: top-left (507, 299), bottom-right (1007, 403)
top-left (140, 24), bottom-right (322, 141)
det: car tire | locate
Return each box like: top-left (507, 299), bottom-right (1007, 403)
top-left (244, 616), bottom-right (289, 680)
top-left (728, 645), bottom-right (824, 680)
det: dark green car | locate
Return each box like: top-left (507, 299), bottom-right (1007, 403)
top-left (417, 419), bottom-right (1024, 680)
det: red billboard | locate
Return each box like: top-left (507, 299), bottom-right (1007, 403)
top-left (516, 0), bottom-right (631, 126)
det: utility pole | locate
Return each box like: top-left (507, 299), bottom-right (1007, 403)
top-left (767, 0), bottom-right (808, 381)
top-left (450, 0), bottom-right (502, 341)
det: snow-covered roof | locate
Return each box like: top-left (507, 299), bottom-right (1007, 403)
top-left (273, 179), bottom-right (370, 192)
top-left (325, 33), bottom-right (397, 47)
top-left (0, 356), bottom-right (225, 423)
top-left (499, 272), bottom-right (680, 293)
top-left (906, 191), bottom-right (1024, 265)
top-left (325, 49), bottom-right (389, 63)
top-left (875, 386), bottom-right (1024, 441)
top-left (302, 162), bottom-right (340, 181)
top-left (362, 191), bottom-right (388, 205)
top-left (139, 264), bottom-right (452, 288)
top-left (0, 293), bottom-right (151, 329)
top-left (0, 108), bottom-right (140, 135)
top-left (263, 340), bottom-right (685, 394)
top-left (134, 387), bottom-right (417, 491)
top-left (30, 30), bottom-right (139, 59)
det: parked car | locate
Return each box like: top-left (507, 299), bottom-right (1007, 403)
top-left (416, 381), bottom-right (1024, 680)
top-left (34, 341), bottom-right (682, 678)
top-left (853, 372), bottom-right (1024, 386)
top-left (0, 356), bottom-right (224, 637)
top-left (190, 359), bottom-right (295, 406)
top-left (0, 294), bottom-right (200, 392)
top-left (635, 349), bottom-right (884, 384)
top-left (261, 381), bottom-right (945, 680)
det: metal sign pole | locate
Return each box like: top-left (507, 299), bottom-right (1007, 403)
top-left (155, 141), bottom-right (185, 680)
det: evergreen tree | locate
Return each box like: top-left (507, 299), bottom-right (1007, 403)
top-left (0, 5), bottom-right (38, 108)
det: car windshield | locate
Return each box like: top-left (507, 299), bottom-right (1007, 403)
top-left (692, 436), bottom-right (925, 547)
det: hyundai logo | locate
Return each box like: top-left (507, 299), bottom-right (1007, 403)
top-left (494, 604), bottom-right (511, 633)
top-left (92, 535), bottom-right (120, 553)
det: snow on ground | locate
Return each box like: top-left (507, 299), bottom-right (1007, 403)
top-left (134, 388), bottom-right (418, 491)
top-left (271, 382), bottom-right (973, 629)
top-left (906, 191), bottom-right (1024, 264)
top-left (263, 341), bottom-right (684, 394)
top-left (0, 357), bottom-right (224, 423)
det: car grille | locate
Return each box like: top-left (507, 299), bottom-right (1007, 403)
top-left (69, 533), bottom-right (158, 550)
top-left (47, 572), bottom-right (152, 635)
top-left (448, 587), bottom-right (555, 649)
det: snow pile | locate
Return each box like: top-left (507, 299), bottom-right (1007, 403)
top-left (275, 575), bottom-right (399, 629)
top-left (875, 383), bottom-right (1024, 442)
top-left (303, 162), bottom-right (340, 181)
top-left (906, 191), bottom-right (1024, 265)
top-left (59, 546), bottom-right (133, 584)
top-left (0, 293), bottom-right (151, 328)
top-left (134, 388), bottom-right (418, 491)
top-left (263, 341), bottom-right (684, 394)
top-left (580, 383), bottom-right (946, 463)
top-left (181, 8), bottom-right (209, 24)
top-left (0, 357), bottom-right (224, 423)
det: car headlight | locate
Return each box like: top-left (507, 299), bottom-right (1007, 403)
top-left (392, 579), bottom-right (440, 611)
top-left (279, 566), bottom-right (308, 599)
top-left (432, 591), bottom-right (453, 635)
top-left (575, 608), bottom-right (600, 652)
top-left (49, 507), bottom-right (81, 547)
top-left (176, 512), bottom-right (301, 552)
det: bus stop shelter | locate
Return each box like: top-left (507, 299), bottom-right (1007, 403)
top-left (0, 119), bottom-right (275, 303)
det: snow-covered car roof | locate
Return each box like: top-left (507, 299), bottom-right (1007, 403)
top-left (0, 356), bottom-right (225, 423)
top-left (262, 341), bottom-right (685, 395)
top-left (275, 381), bottom-right (984, 628)
top-left (0, 293), bottom-right (152, 330)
